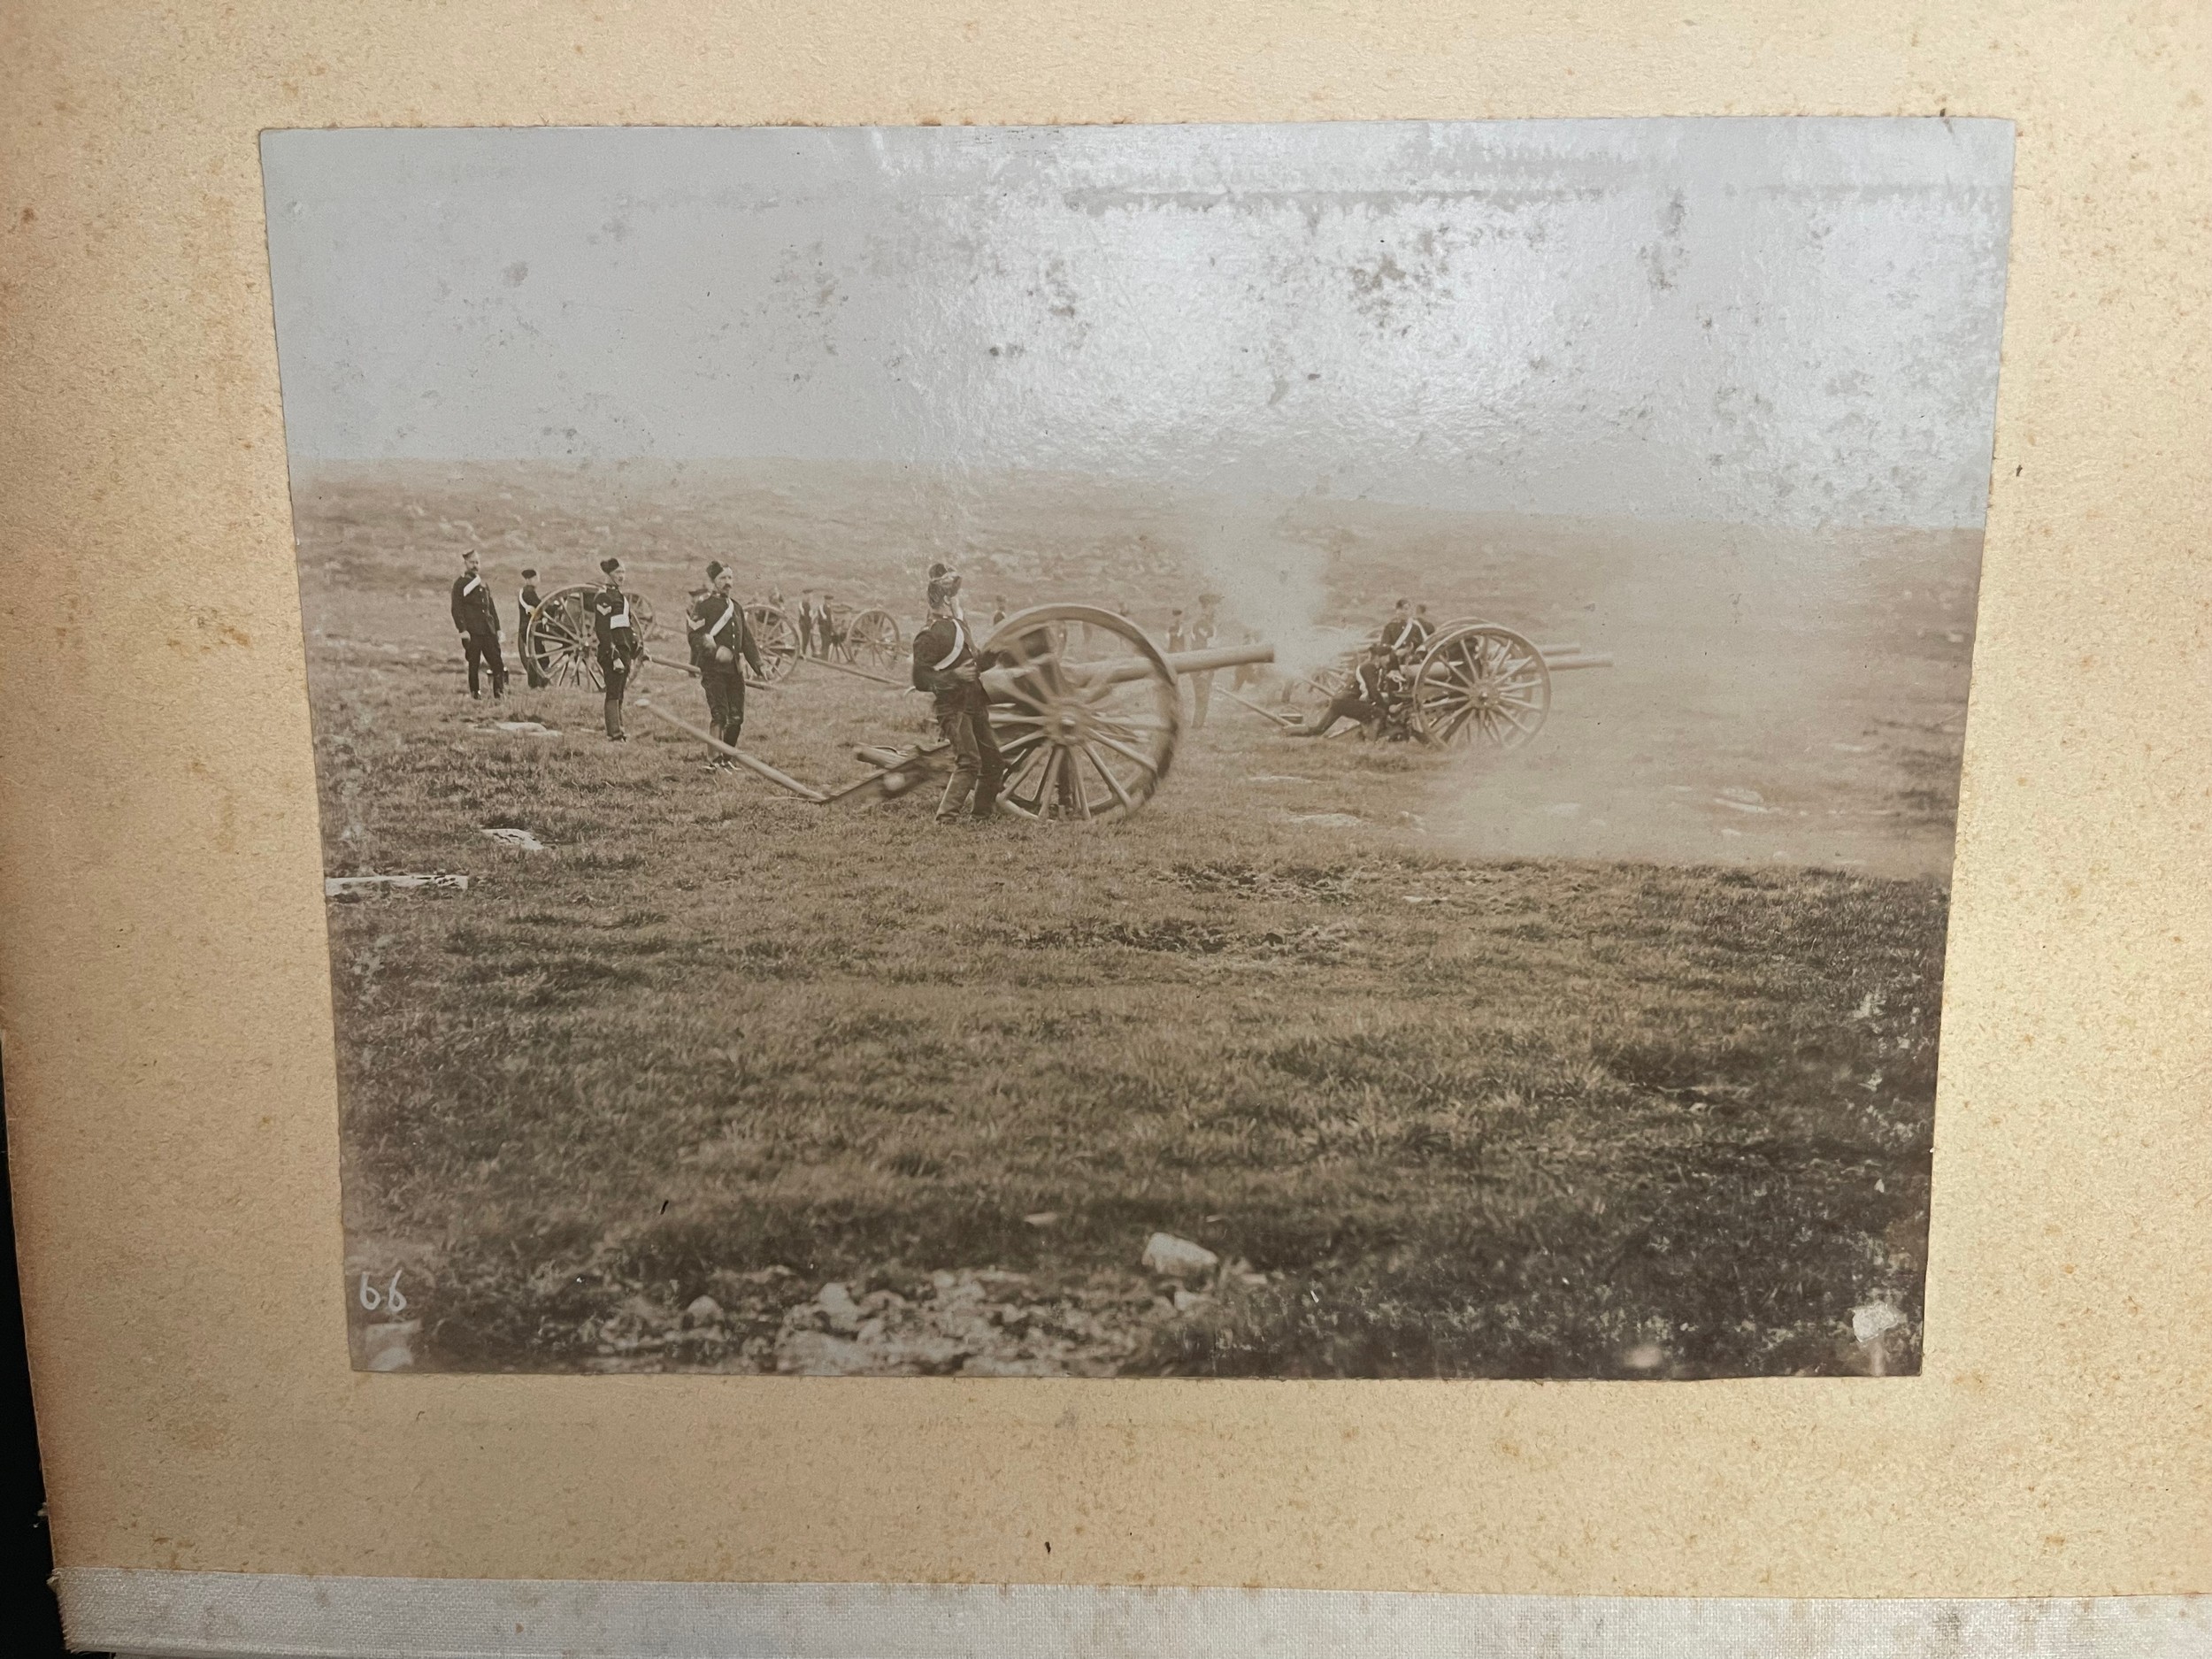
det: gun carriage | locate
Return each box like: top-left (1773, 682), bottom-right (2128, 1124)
top-left (1299, 617), bottom-right (1612, 749)
top-left (519, 584), bottom-right (659, 690)
top-left (636, 603), bottom-right (1271, 822)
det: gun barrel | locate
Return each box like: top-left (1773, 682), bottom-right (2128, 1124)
top-left (980, 641), bottom-right (1274, 701)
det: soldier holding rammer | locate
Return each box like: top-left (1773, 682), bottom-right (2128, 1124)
top-left (910, 566), bottom-right (1002, 823)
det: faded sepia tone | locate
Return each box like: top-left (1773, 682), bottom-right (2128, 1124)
top-left (266, 121), bottom-right (2002, 1382)
top-left (3, 0), bottom-right (2207, 1607)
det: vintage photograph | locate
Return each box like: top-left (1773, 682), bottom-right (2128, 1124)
top-left (263, 119), bottom-right (2011, 1377)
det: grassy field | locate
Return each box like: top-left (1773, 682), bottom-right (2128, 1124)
top-left (303, 462), bottom-right (1968, 1379)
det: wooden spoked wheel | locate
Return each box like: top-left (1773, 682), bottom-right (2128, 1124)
top-left (744, 603), bottom-right (801, 681)
top-left (982, 605), bottom-right (1180, 822)
top-left (1411, 624), bottom-right (1551, 749)
top-left (523, 585), bottom-right (655, 690)
top-left (842, 607), bottom-right (902, 669)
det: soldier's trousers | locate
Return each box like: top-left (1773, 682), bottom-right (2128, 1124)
top-left (1290, 694), bottom-right (1379, 737)
top-left (463, 631), bottom-right (507, 697)
top-left (935, 702), bottom-right (1004, 820)
top-left (600, 657), bottom-right (628, 737)
top-left (1189, 670), bottom-right (1213, 728)
top-left (701, 667), bottom-right (746, 749)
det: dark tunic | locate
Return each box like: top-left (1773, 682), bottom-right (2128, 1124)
top-left (450, 572), bottom-right (501, 637)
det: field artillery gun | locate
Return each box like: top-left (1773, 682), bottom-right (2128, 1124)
top-left (740, 599), bottom-right (904, 684)
top-left (1299, 618), bottom-right (1612, 749)
top-left (637, 603), bottom-right (1273, 822)
top-left (519, 585), bottom-right (659, 690)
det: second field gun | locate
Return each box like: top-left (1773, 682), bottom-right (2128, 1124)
top-left (638, 603), bottom-right (1272, 822)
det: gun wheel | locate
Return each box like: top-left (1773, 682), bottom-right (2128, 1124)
top-left (523, 585), bottom-right (655, 690)
top-left (744, 603), bottom-right (801, 681)
top-left (842, 607), bottom-right (902, 670)
top-left (984, 605), bottom-right (1179, 823)
top-left (1412, 623), bottom-right (1551, 750)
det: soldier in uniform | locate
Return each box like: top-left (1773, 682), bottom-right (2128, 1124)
top-left (687, 560), bottom-right (764, 765)
top-left (449, 549), bottom-right (507, 699)
top-left (1287, 640), bottom-right (1397, 739)
top-left (1380, 598), bottom-right (1421, 655)
top-left (591, 556), bottom-right (641, 741)
top-left (819, 595), bottom-right (843, 659)
top-left (796, 590), bottom-right (819, 658)
top-left (1187, 593), bottom-right (1220, 729)
top-left (1165, 607), bottom-right (1188, 654)
top-left (517, 567), bottom-right (548, 688)
top-left (910, 567), bottom-right (1002, 823)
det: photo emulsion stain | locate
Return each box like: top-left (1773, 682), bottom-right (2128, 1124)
top-left (262, 119), bottom-right (2012, 1379)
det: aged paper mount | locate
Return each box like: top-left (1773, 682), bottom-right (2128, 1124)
top-left (2, 1), bottom-right (2207, 1654)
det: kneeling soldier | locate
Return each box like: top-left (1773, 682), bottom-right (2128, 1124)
top-left (910, 569), bottom-right (1002, 822)
top-left (1289, 640), bottom-right (1396, 738)
top-left (688, 560), bottom-right (764, 764)
top-left (592, 556), bottom-right (641, 741)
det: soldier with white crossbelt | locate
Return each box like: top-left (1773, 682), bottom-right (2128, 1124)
top-left (687, 560), bottom-right (764, 766)
top-left (449, 549), bottom-right (507, 699)
top-left (910, 566), bottom-right (1002, 823)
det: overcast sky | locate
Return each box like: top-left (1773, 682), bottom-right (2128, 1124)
top-left (261, 119), bottom-right (2011, 529)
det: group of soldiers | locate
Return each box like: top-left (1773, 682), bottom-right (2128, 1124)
top-left (1286, 597), bottom-right (1436, 740)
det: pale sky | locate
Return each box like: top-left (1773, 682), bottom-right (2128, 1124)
top-left (261, 119), bottom-right (2012, 528)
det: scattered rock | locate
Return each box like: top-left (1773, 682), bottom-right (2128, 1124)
top-left (1290, 812), bottom-right (1364, 829)
top-left (1851, 1300), bottom-right (1907, 1344)
top-left (1622, 1342), bottom-right (1665, 1371)
top-left (1022, 1210), bottom-right (1063, 1227)
top-left (1245, 773), bottom-right (1313, 784)
top-left (1718, 786), bottom-right (1766, 805)
top-left (480, 826), bottom-right (548, 852)
top-left (682, 1294), bottom-right (724, 1328)
top-left (324, 873), bottom-right (469, 896)
top-left (1171, 1286), bottom-right (1209, 1313)
top-left (816, 1281), bottom-right (863, 1333)
top-left (488, 720), bottom-right (562, 738)
top-left (1141, 1233), bottom-right (1220, 1278)
top-left (777, 1331), bottom-right (872, 1375)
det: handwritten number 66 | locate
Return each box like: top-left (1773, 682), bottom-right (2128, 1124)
top-left (357, 1271), bottom-right (408, 1314)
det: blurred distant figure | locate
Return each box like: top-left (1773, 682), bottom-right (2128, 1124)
top-left (1166, 607), bottom-right (1187, 654)
top-left (687, 560), bottom-right (765, 765)
top-left (1409, 603), bottom-right (1435, 653)
top-left (592, 556), bottom-right (640, 741)
top-left (820, 594), bottom-right (844, 658)
top-left (797, 590), bottom-right (820, 657)
top-left (1187, 593), bottom-right (1220, 728)
top-left (517, 566), bottom-right (548, 688)
top-left (449, 549), bottom-right (507, 700)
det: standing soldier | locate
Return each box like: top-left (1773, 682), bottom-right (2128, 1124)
top-left (910, 566), bottom-right (1002, 823)
top-left (517, 566), bottom-right (548, 689)
top-left (796, 590), bottom-right (819, 658)
top-left (819, 595), bottom-right (843, 659)
top-left (687, 560), bottom-right (764, 765)
top-left (1165, 607), bottom-right (1187, 655)
top-left (449, 549), bottom-right (507, 700)
top-left (1187, 593), bottom-right (1221, 729)
top-left (592, 556), bottom-right (641, 741)
top-left (1408, 603), bottom-right (1435, 655)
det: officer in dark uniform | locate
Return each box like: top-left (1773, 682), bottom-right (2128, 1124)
top-left (910, 567), bottom-right (1002, 822)
top-left (687, 560), bottom-right (764, 765)
top-left (796, 591), bottom-right (820, 657)
top-left (449, 549), bottom-right (507, 699)
top-left (517, 567), bottom-right (548, 688)
top-left (1288, 641), bottom-right (1397, 738)
top-left (591, 556), bottom-right (641, 741)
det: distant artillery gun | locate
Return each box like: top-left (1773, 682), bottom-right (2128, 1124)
top-left (742, 599), bottom-right (904, 683)
top-left (1297, 617), bottom-right (1612, 749)
top-left (637, 603), bottom-right (1274, 822)
top-left (519, 585), bottom-right (658, 689)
